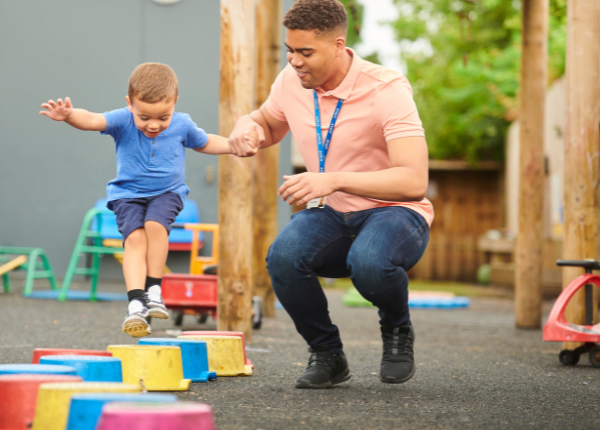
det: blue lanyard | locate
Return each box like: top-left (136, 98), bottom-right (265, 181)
top-left (313, 90), bottom-right (343, 173)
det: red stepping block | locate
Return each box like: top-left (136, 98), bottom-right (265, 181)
top-left (0, 374), bottom-right (82, 430)
top-left (32, 348), bottom-right (112, 364)
top-left (180, 331), bottom-right (253, 368)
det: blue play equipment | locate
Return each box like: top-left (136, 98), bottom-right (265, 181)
top-left (39, 355), bottom-right (122, 382)
top-left (0, 364), bottom-right (77, 375)
top-left (91, 198), bottom-right (201, 245)
top-left (138, 338), bottom-right (217, 383)
top-left (66, 393), bottom-right (177, 430)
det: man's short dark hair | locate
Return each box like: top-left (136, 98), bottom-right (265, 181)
top-left (283, 0), bottom-right (348, 37)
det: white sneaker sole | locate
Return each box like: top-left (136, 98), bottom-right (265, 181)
top-left (148, 305), bottom-right (169, 320)
top-left (122, 316), bottom-right (151, 338)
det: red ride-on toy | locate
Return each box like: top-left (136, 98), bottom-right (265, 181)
top-left (543, 259), bottom-right (600, 367)
top-left (157, 223), bottom-right (263, 329)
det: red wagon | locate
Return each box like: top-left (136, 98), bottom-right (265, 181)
top-left (158, 224), bottom-right (262, 328)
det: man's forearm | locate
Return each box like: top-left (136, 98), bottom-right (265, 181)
top-left (65, 109), bottom-right (106, 131)
top-left (332, 167), bottom-right (427, 202)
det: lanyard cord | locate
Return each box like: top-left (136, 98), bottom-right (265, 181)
top-left (314, 89), bottom-right (343, 173)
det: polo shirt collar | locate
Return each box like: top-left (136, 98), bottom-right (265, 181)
top-left (317, 48), bottom-right (362, 101)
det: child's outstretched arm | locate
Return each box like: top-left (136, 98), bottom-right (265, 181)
top-left (195, 131), bottom-right (259, 157)
top-left (40, 97), bottom-right (107, 131)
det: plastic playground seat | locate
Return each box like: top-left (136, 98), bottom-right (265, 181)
top-left (92, 198), bottom-right (201, 249)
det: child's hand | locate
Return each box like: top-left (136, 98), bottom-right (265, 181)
top-left (40, 97), bottom-right (74, 121)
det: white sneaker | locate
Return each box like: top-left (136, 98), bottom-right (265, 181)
top-left (122, 300), bottom-right (151, 338)
top-left (146, 285), bottom-right (169, 320)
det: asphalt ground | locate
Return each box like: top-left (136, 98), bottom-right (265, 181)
top-left (1, 280), bottom-right (599, 430)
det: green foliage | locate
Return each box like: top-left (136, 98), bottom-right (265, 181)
top-left (339, 0), bottom-right (364, 47)
top-left (389, 0), bottom-right (567, 161)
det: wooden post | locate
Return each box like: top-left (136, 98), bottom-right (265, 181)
top-left (218, 0), bottom-right (256, 340)
top-left (252, 0), bottom-right (282, 318)
top-left (563, 0), bottom-right (600, 350)
top-left (515, 0), bottom-right (548, 328)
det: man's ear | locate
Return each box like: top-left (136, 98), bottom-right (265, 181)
top-left (126, 96), bottom-right (133, 112)
top-left (334, 36), bottom-right (347, 56)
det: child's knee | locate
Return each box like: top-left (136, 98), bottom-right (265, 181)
top-left (144, 220), bottom-right (168, 237)
top-left (124, 228), bottom-right (146, 249)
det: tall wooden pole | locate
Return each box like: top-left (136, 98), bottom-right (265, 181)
top-left (252, 0), bottom-right (282, 318)
top-left (218, 0), bottom-right (256, 340)
top-left (515, 0), bottom-right (548, 328)
top-left (563, 0), bottom-right (600, 350)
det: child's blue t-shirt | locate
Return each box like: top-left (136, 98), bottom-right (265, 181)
top-left (101, 108), bottom-right (208, 208)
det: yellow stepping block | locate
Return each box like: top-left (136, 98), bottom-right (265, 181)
top-left (107, 345), bottom-right (191, 391)
top-left (31, 382), bottom-right (140, 430)
top-left (179, 335), bottom-right (252, 376)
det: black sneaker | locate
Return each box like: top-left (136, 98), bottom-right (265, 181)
top-left (295, 348), bottom-right (351, 389)
top-left (122, 300), bottom-right (151, 338)
top-left (380, 325), bottom-right (415, 384)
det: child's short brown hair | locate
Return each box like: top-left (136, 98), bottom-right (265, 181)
top-left (128, 63), bottom-right (178, 104)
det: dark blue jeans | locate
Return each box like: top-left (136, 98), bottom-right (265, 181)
top-left (266, 205), bottom-right (430, 353)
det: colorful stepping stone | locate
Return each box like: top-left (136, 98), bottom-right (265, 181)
top-left (32, 348), bottom-right (112, 364)
top-left (0, 374), bottom-right (82, 430)
top-left (39, 356), bottom-right (122, 382)
top-left (138, 338), bottom-right (216, 382)
top-left (66, 393), bottom-right (177, 430)
top-left (31, 382), bottom-right (140, 430)
top-left (96, 402), bottom-right (215, 430)
top-left (180, 331), bottom-right (253, 368)
top-left (178, 335), bottom-right (252, 376)
top-left (0, 364), bottom-right (77, 376)
top-left (107, 345), bottom-right (190, 391)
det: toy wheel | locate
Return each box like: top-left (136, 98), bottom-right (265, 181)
top-left (173, 310), bottom-right (184, 327)
top-left (252, 296), bottom-right (263, 330)
top-left (559, 349), bottom-right (580, 366)
top-left (588, 346), bottom-right (600, 368)
top-left (197, 313), bottom-right (209, 324)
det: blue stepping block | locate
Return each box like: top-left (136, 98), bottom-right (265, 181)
top-left (24, 290), bottom-right (127, 301)
top-left (39, 355), bottom-right (122, 382)
top-left (66, 393), bottom-right (177, 430)
top-left (138, 338), bottom-right (217, 382)
top-left (0, 364), bottom-right (77, 375)
top-left (408, 296), bottom-right (470, 309)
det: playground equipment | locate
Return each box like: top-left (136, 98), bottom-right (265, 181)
top-left (0, 364), bottom-right (77, 376)
top-left (96, 402), bottom-right (215, 430)
top-left (55, 200), bottom-right (200, 302)
top-left (32, 348), bottom-right (112, 364)
top-left (342, 287), bottom-right (470, 309)
top-left (161, 223), bottom-right (263, 329)
top-left (179, 335), bottom-right (252, 376)
top-left (543, 259), bottom-right (600, 367)
top-left (138, 338), bottom-right (216, 383)
top-left (0, 374), bottom-right (82, 430)
top-left (39, 356), bottom-right (122, 382)
top-left (0, 247), bottom-right (57, 295)
top-left (66, 393), bottom-right (177, 430)
top-left (31, 382), bottom-right (140, 430)
top-left (181, 330), bottom-right (253, 368)
top-left (106, 345), bottom-right (191, 391)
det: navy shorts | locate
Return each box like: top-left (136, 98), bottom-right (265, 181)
top-left (111, 192), bottom-right (184, 244)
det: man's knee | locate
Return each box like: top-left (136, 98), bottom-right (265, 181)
top-left (347, 248), bottom-right (394, 282)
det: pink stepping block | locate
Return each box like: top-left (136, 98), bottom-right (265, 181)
top-left (0, 374), bottom-right (82, 430)
top-left (32, 348), bottom-right (112, 364)
top-left (96, 402), bottom-right (214, 430)
top-left (181, 331), bottom-right (253, 368)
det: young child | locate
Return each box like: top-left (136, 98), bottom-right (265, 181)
top-left (40, 62), bottom-right (258, 338)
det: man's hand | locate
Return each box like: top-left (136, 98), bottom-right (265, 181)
top-left (278, 172), bottom-right (338, 206)
top-left (40, 97), bottom-right (73, 121)
top-left (228, 115), bottom-right (265, 157)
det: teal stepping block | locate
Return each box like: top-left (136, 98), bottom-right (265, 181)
top-left (0, 364), bottom-right (77, 375)
top-left (39, 355), bottom-right (122, 382)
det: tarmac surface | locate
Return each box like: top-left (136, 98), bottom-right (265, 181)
top-left (1, 282), bottom-right (599, 430)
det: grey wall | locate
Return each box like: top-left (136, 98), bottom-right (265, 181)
top-left (0, 0), bottom-right (293, 280)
